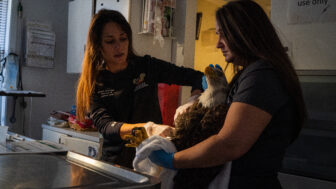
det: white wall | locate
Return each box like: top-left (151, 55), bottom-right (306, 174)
top-left (179, 0), bottom-right (197, 104)
top-left (5, 0), bottom-right (78, 139)
top-left (271, 0), bottom-right (336, 71)
top-left (130, 0), bottom-right (197, 104)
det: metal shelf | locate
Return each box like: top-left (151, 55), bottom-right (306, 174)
top-left (0, 90), bottom-right (46, 97)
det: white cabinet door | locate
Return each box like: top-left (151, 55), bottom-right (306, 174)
top-left (67, 0), bottom-right (93, 73)
top-left (96, 0), bottom-right (130, 21)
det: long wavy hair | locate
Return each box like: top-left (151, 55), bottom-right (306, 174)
top-left (76, 9), bottom-right (135, 121)
top-left (216, 0), bottom-right (306, 130)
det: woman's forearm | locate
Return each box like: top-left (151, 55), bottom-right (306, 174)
top-left (173, 102), bottom-right (272, 169)
top-left (173, 134), bottom-right (236, 169)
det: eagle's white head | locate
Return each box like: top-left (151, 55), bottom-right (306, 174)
top-left (199, 66), bottom-right (228, 108)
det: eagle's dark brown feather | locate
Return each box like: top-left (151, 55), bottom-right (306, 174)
top-left (172, 100), bottom-right (229, 189)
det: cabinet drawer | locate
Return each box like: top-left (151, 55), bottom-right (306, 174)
top-left (60, 135), bottom-right (102, 160)
top-left (42, 128), bottom-right (67, 144)
top-left (42, 128), bottom-right (102, 159)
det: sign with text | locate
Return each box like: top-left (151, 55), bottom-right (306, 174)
top-left (287, 0), bottom-right (336, 24)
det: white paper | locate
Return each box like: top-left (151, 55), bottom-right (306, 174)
top-left (287, 0), bottom-right (336, 24)
top-left (25, 20), bottom-right (56, 68)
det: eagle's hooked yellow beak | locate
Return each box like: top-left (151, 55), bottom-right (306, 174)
top-left (205, 66), bottom-right (221, 83)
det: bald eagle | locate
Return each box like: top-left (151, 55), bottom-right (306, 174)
top-left (172, 66), bottom-right (229, 189)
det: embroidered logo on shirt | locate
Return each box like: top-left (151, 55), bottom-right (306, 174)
top-left (134, 82), bottom-right (149, 91)
top-left (133, 73), bottom-right (149, 91)
top-left (97, 88), bottom-right (123, 98)
top-left (133, 73), bottom-right (146, 85)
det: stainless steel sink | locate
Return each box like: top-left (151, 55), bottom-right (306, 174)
top-left (0, 151), bottom-right (160, 189)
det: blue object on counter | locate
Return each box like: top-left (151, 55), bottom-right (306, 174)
top-left (70, 105), bottom-right (76, 116)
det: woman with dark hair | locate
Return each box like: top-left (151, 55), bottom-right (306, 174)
top-left (149, 0), bottom-right (307, 188)
top-left (76, 9), bottom-right (203, 168)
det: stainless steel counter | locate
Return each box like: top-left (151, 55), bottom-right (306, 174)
top-left (0, 151), bottom-right (160, 189)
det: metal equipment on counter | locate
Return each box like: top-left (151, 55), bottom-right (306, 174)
top-left (0, 151), bottom-right (160, 188)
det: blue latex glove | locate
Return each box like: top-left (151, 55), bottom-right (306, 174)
top-left (215, 64), bottom-right (223, 71)
top-left (202, 75), bottom-right (208, 90)
top-left (149, 149), bottom-right (176, 170)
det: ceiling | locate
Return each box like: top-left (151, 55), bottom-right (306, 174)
top-left (204, 0), bottom-right (271, 8)
top-left (203, 0), bottom-right (271, 16)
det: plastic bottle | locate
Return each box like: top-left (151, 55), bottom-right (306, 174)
top-left (70, 105), bottom-right (76, 116)
top-left (2, 54), bottom-right (19, 90)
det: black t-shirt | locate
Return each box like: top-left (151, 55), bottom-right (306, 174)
top-left (89, 55), bottom-right (203, 167)
top-left (227, 60), bottom-right (298, 189)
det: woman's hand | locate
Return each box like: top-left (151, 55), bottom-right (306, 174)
top-left (149, 149), bottom-right (176, 170)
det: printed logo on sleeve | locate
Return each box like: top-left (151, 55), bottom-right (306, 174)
top-left (97, 88), bottom-right (123, 98)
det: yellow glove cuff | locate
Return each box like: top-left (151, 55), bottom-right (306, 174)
top-left (120, 123), bottom-right (146, 140)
